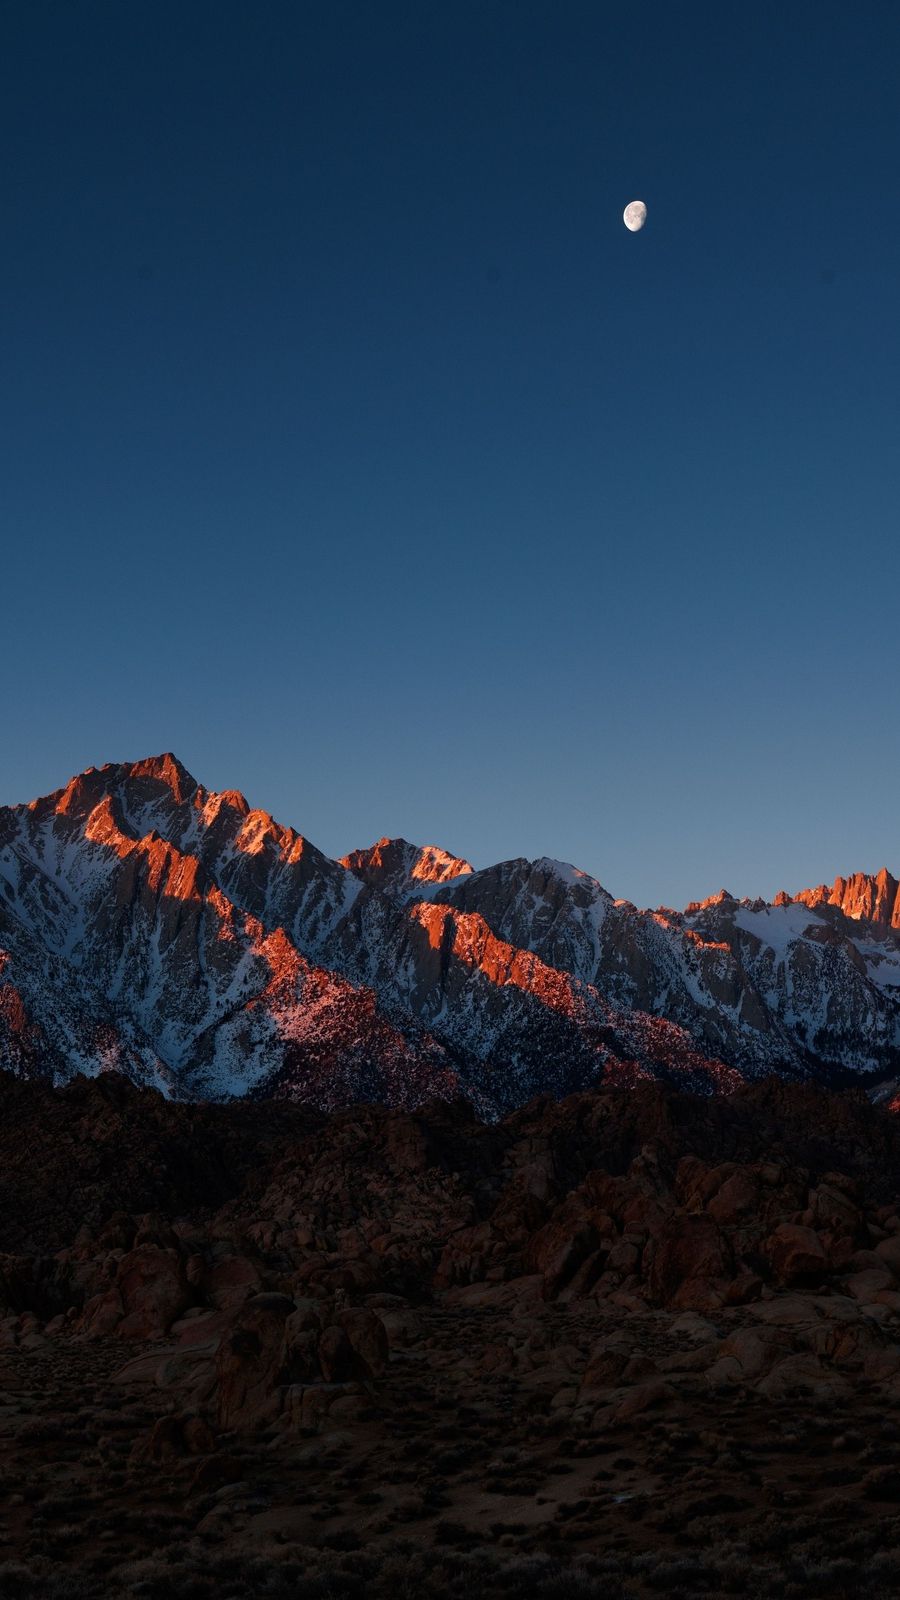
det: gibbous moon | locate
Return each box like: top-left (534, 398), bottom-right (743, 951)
top-left (623, 200), bottom-right (647, 232)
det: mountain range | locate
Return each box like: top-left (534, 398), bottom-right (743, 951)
top-left (1, 753), bottom-right (898, 1113)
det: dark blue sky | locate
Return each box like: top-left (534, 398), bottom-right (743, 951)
top-left (3, 2), bottom-right (899, 907)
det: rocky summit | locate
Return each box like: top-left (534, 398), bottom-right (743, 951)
top-left (1, 753), bottom-right (900, 1111)
top-left (5, 1073), bottom-right (900, 1597)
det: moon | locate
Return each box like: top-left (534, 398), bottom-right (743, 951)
top-left (623, 200), bottom-right (647, 232)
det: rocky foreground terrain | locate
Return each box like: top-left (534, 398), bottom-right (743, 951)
top-left (5, 1074), bottom-right (900, 1596)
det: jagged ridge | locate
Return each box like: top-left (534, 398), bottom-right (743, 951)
top-left (1, 753), bottom-right (899, 1110)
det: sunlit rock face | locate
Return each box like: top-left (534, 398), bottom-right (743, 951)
top-left (339, 837), bottom-right (473, 900)
top-left (792, 868), bottom-right (900, 929)
top-left (1, 753), bottom-right (900, 1110)
top-left (423, 861), bottom-right (900, 1080)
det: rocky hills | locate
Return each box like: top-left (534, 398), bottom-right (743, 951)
top-left (5, 1073), bottom-right (900, 1596)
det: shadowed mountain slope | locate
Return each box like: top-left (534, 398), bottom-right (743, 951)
top-left (1, 754), bottom-right (899, 1108)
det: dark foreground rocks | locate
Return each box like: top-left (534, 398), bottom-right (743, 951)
top-left (5, 1073), bottom-right (900, 1595)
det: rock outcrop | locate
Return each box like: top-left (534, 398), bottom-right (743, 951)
top-left (5, 1073), bottom-right (900, 1597)
top-left (794, 867), bottom-right (900, 929)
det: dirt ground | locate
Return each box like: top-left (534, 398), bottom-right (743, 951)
top-left (4, 1291), bottom-right (900, 1599)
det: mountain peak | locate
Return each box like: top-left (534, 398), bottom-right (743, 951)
top-left (47, 753), bottom-right (200, 821)
top-left (124, 753), bottom-right (198, 804)
top-left (340, 837), bottom-right (473, 897)
top-left (530, 857), bottom-right (612, 897)
top-left (684, 888), bottom-right (737, 914)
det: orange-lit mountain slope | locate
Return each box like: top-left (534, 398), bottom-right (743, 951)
top-left (1, 755), bottom-right (899, 1110)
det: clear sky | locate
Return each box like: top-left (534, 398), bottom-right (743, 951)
top-left (2, 1), bottom-right (899, 909)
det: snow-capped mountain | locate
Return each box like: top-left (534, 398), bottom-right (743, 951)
top-left (0, 754), bottom-right (898, 1111)
top-left (339, 836), bottom-right (473, 900)
top-left (425, 869), bottom-right (900, 1079)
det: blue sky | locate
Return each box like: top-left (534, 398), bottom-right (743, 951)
top-left (2, 1), bottom-right (899, 907)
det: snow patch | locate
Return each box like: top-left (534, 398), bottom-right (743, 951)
top-left (733, 904), bottom-right (826, 960)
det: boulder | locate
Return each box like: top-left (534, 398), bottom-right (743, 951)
top-left (336, 1308), bottom-right (388, 1378)
top-left (844, 1268), bottom-right (893, 1302)
top-left (716, 1327), bottom-right (777, 1379)
top-left (582, 1341), bottom-right (630, 1389)
top-left (137, 1411), bottom-right (216, 1462)
top-left (317, 1323), bottom-right (353, 1382)
top-left (610, 1379), bottom-right (674, 1423)
top-left (207, 1253), bottom-right (263, 1309)
top-left (646, 1215), bottom-right (733, 1310)
top-left (284, 1299), bottom-right (324, 1381)
top-left (115, 1245), bottom-right (191, 1338)
top-left (524, 1216), bottom-right (599, 1299)
top-left (808, 1182), bottom-right (861, 1237)
top-left (764, 1224), bottom-right (828, 1286)
top-left (756, 1352), bottom-right (847, 1400)
top-left (706, 1169), bottom-right (761, 1225)
top-left (214, 1293), bottom-right (294, 1429)
top-left (875, 1235), bottom-right (900, 1280)
top-left (79, 1287), bottom-right (126, 1335)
